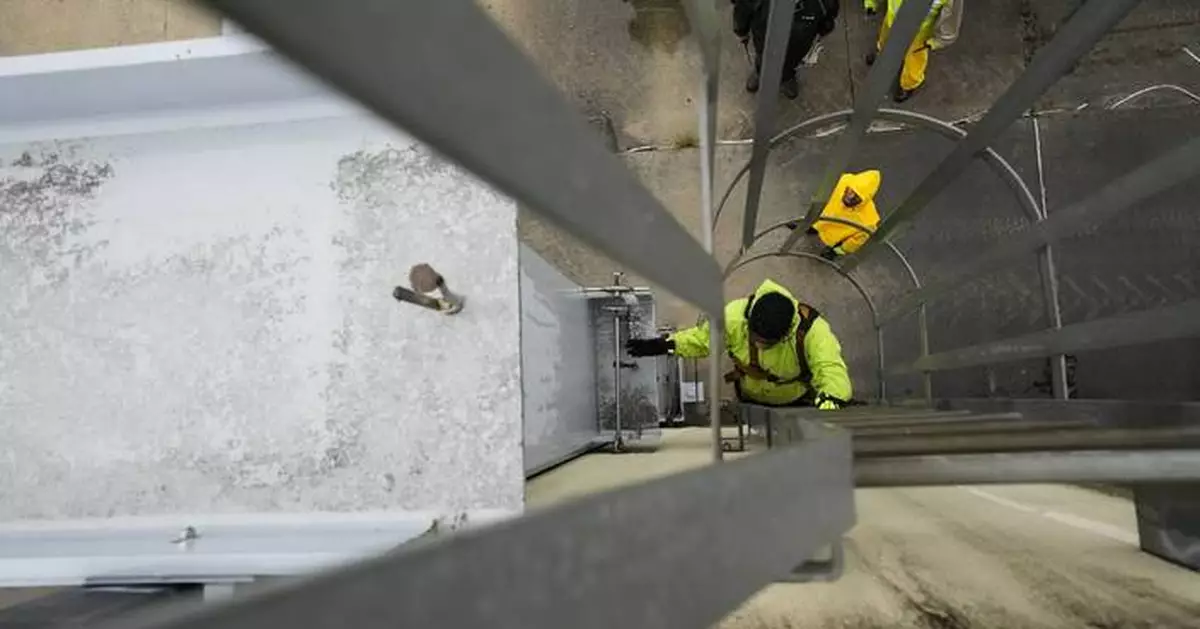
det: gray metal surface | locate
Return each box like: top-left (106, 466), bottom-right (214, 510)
top-left (203, 0), bottom-right (723, 314)
top-left (831, 412), bottom-right (1025, 428)
top-left (740, 0), bottom-right (797, 249)
top-left (781, 0), bottom-right (935, 252)
top-left (856, 450), bottom-right (1200, 487)
top-left (1135, 483), bottom-right (1200, 571)
top-left (589, 292), bottom-right (662, 445)
top-left (880, 136), bottom-right (1200, 325)
top-left (853, 425), bottom-right (1200, 457)
top-left (128, 433), bottom-right (855, 629)
top-left (897, 299), bottom-right (1200, 374)
top-left (518, 246), bottom-right (600, 475)
top-left (842, 0), bottom-right (1142, 270)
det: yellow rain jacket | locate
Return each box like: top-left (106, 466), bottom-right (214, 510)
top-left (815, 170), bottom-right (882, 255)
top-left (670, 279), bottom-right (852, 406)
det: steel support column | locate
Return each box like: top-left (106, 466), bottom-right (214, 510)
top-left (740, 0), bottom-right (797, 249)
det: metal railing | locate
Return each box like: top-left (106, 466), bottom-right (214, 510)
top-left (113, 0), bottom-right (1200, 626)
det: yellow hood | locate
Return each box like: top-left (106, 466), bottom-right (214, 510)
top-left (842, 169), bottom-right (881, 200)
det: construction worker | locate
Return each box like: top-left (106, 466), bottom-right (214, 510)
top-left (626, 279), bottom-right (852, 409)
top-left (810, 169), bottom-right (882, 259)
top-left (734, 0), bottom-right (840, 100)
top-left (866, 0), bottom-right (962, 102)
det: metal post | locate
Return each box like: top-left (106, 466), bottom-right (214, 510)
top-left (842, 0), bottom-right (1143, 271)
top-left (683, 0), bottom-right (725, 462)
top-left (613, 312), bottom-right (624, 452)
top-left (740, 0), bottom-right (797, 249)
top-left (778, 0), bottom-right (935, 253)
top-left (1032, 115), bottom-right (1070, 400)
top-left (855, 450), bottom-right (1200, 487)
top-left (875, 325), bottom-right (887, 402)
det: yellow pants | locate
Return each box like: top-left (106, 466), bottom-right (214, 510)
top-left (877, 20), bottom-right (930, 92)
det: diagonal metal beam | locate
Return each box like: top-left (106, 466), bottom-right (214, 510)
top-left (878, 135), bottom-right (1200, 325)
top-left (202, 0), bottom-right (724, 313)
top-left (778, 0), bottom-right (935, 254)
top-left (856, 450), bottom-right (1200, 487)
top-left (892, 299), bottom-right (1200, 375)
top-left (740, 0), bottom-right (796, 249)
top-left (126, 434), bottom-right (854, 629)
top-left (840, 0), bottom-right (1142, 271)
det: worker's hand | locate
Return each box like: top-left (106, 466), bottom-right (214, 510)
top-left (626, 336), bottom-right (675, 357)
top-left (815, 393), bottom-right (847, 411)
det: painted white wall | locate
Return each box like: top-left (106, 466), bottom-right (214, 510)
top-left (0, 115), bottom-right (523, 520)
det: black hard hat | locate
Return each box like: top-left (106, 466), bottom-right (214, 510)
top-left (748, 292), bottom-right (795, 343)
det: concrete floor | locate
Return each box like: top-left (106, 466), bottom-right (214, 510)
top-left (528, 429), bottom-right (1200, 628)
top-left (0, 0), bottom-right (219, 55)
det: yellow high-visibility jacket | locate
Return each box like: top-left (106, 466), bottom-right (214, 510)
top-left (670, 279), bottom-right (852, 406)
top-left (815, 170), bottom-right (882, 254)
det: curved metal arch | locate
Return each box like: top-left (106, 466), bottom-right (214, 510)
top-left (713, 108), bottom-right (1043, 232)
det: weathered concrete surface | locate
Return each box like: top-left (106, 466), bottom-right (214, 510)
top-left (0, 117), bottom-right (523, 520)
top-left (528, 428), bottom-right (1200, 628)
top-left (0, 0), bottom-right (219, 56)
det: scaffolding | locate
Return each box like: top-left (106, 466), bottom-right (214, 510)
top-left (91, 0), bottom-right (1200, 626)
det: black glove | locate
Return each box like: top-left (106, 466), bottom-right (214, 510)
top-left (626, 336), bottom-right (675, 357)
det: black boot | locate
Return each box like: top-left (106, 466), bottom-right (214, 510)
top-left (865, 51), bottom-right (876, 66)
top-left (746, 71), bottom-right (760, 93)
top-left (820, 247), bottom-right (839, 261)
top-left (780, 76), bottom-right (799, 100)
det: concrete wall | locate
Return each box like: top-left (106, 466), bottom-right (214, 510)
top-left (0, 45), bottom-right (524, 521)
top-left (0, 0), bottom-right (219, 56)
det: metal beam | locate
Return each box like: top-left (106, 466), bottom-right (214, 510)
top-left (740, 0), bottom-right (797, 249)
top-left (778, 0), bottom-right (935, 253)
top-left (832, 412), bottom-right (1025, 428)
top-left (842, 0), bottom-right (1142, 271)
top-left (129, 434), bottom-right (854, 629)
top-left (203, 0), bottom-right (724, 314)
top-left (853, 425), bottom-right (1200, 457)
top-left (856, 450), bottom-right (1200, 487)
top-left (894, 299), bottom-right (1200, 375)
top-left (880, 135), bottom-right (1200, 325)
top-left (849, 419), bottom-right (1092, 437)
top-left (1030, 116), bottom-right (1070, 400)
top-left (934, 398), bottom-right (1200, 429)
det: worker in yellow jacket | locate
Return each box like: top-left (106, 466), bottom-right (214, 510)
top-left (810, 169), bottom-right (882, 259)
top-left (867, 0), bottom-right (962, 102)
top-left (626, 279), bottom-right (852, 409)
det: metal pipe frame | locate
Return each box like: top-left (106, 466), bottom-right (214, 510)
top-left (830, 412), bottom-right (1025, 428)
top-left (841, 0), bottom-right (1143, 271)
top-left (681, 0), bottom-right (724, 462)
top-left (848, 419), bottom-right (1094, 438)
top-left (894, 299), bottom-right (1200, 375)
top-left (856, 450), bottom-right (1200, 487)
top-left (879, 135), bottom-right (1200, 326)
top-left (740, 0), bottom-right (797, 249)
top-left (854, 425), bottom-right (1200, 458)
top-left (1031, 115), bottom-right (1070, 400)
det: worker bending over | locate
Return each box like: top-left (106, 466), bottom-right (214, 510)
top-left (811, 169), bottom-right (881, 259)
top-left (867, 0), bottom-right (962, 102)
top-left (627, 279), bottom-right (852, 409)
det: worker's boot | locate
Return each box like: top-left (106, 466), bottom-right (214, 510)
top-left (746, 71), bottom-right (760, 93)
top-left (865, 51), bottom-right (876, 66)
top-left (780, 76), bottom-right (799, 100)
